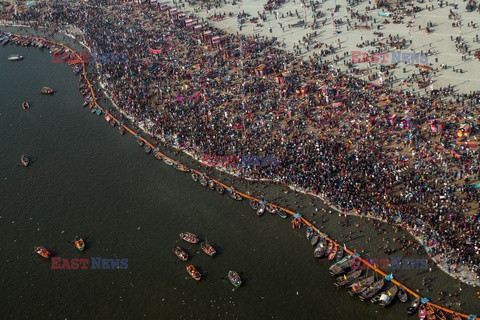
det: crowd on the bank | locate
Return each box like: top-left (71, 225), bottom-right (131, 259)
top-left (3, 0), bottom-right (480, 282)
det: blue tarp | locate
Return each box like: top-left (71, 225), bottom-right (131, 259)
top-left (293, 213), bottom-right (302, 218)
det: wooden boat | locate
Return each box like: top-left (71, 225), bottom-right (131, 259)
top-left (229, 191), bottom-right (242, 200)
top-left (20, 155), bottom-right (30, 167)
top-left (334, 269), bottom-right (362, 287)
top-left (407, 297), bottom-right (421, 315)
top-left (435, 309), bottom-right (446, 320)
top-left (451, 313), bottom-right (462, 320)
top-left (349, 275), bottom-right (375, 295)
top-left (163, 158), bottom-right (173, 166)
top-left (359, 278), bottom-right (385, 300)
top-left (266, 205), bottom-right (276, 215)
top-left (276, 209), bottom-right (288, 218)
top-left (306, 226), bottom-right (314, 239)
top-left (73, 237), bottom-right (85, 251)
top-left (119, 126), bottom-right (125, 135)
top-left (179, 232), bottom-right (199, 244)
top-left (199, 177), bottom-right (208, 187)
top-left (191, 173), bottom-right (198, 181)
top-left (426, 305), bottom-right (436, 320)
top-left (371, 292), bottom-right (383, 304)
top-left (249, 200), bottom-right (259, 210)
top-left (418, 303), bottom-right (426, 319)
top-left (144, 145), bottom-right (151, 154)
top-left (398, 286), bottom-right (408, 303)
top-left (335, 246), bottom-right (344, 261)
top-left (228, 270), bottom-right (242, 288)
top-left (330, 255), bottom-right (354, 276)
top-left (378, 284), bottom-right (397, 307)
top-left (215, 184), bottom-right (225, 194)
top-left (33, 246), bottom-right (51, 259)
top-left (310, 233), bottom-right (319, 246)
top-left (186, 265), bottom-right (201, 280)
top-left (200, 242), bottom-right (216, 256)
top-left (154, 151), bottom-right (163, 160)
top-left (22, 101), bottom-right (29, 110)
top-left (328, 245), bottom-right (338, 261)
top-left (256, 204), bottom-right (265, 216)
top-left (109, 119), bottom-right (116, 127)
top-left (314, 238), bottom-right (327, 258)
top-left (40, 87), bottom-right (54, 94)
top-left (173, 246), bottom-right (188, 261)
top-left (137, 138), bottom-right (144, 147)
top-left (324, 242), bottom-right (333, 257)
top-left (208, 180), bottom-right (215, 190)
top-left (173, 163), bottom-right (189, 172)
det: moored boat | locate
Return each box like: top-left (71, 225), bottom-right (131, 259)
top-left (314, 238), bottom-right (327, 258)
top-left (199, 176), bottom-right (208, 187)
top-left (426, 305), bottom-right (436, 320)
top-left (208, 180), bottom-right (215, 190)
top-left (191, 173), bottom-right (198, 181)
top-left (324, 242), bottom-right (333, 257)
top-left (398, 287), bottom-right (408, 303)
top-left (215, 184), bottom-right (225, 194)
top-left (73, 236), bottom-right (86, 251)
top-left (256, 204), bottom-right (265, 216)
top-left (310, 233), bottom-right (319, 246)
top-left (306, 226), bottom-right (314, 239)
top-left (22, 101), bottom-right (29, 109)
top-left (180, 232), bottom-right (199, 244)
top-left (330, 254), bottom-right (354, 276)
top-left (418, 303), bottom-right (426, 319)
top-left (119, 125), bottom-right (125, 135)
top-left (109, 119), bottom-right (116, 127)
top-left (33, 246), bottom-right (51, 259)
top-left (163, 158), bottom-right (173, 166)
top-left (249, 200), bottom-right (259, 210)
top-left (435, 309), bottom-right (446, 320)
top-left (335, 246), bottom-right (344, 261)
top-left (144, 145), bottom-right (152, 154)
top-left (186, 264), bottom-right (201, 280)
top-left (154, 150), bottom-right (163, 160)
top-left (451, 313), bottom-right (462, 320)
top-left (173, 246), bottom-right (188, 261)
top-left (228, 270), bottom-right (242, 288)
top-left (173, 163), bottom-right (189, 172)
top-left (359, 278), bottom-right (385, 301)
top-left (378, 284), bottom-right (397, 307)
top-left (371, 292), bottom-right (383, 304)
top-left (200, 242), bottom-right (216, 256)
top-left (334, 269), bottom-right (362, 288)
top-left (40, 87), bottom-right (54, 94)
top-left (266, 205), bottom-right (276, 215)
top-left (20, 155), bottom-right (30, 167)
top-left (276, 209), bottom-right (288, 218)
top-left (407, 297), bottom-right (421, 315)
top-left (348, 275), bottom-right (374, 295)
top-left (137, 138), bottom-right (144, 146)
top-left (328, 245), bottom-right (338, 261)
top-left (229, 190), bottom-right (242, 200)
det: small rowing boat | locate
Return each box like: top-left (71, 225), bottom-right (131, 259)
top-left (173, 246), bottom-right (188, 261)
top-left (418, 303), bottom-right (426, 319)
top-left (73, 236), bottom-right (86, 251)
top-left (398, 286), bottom-right (408, 303)
top-left (20, 155), bottom-right (30, 167)
top-left (249, 200), bottom-right (259, 210)
top-left (228, 270), bottom-right (242, 288)
top-left (180, 232), bottom-right (199, 244)
top-left (215, 184), bottom-right (225, 194)
top-left (335, 246), bottom-right (344, 261)
top-left (33, 246), bottom-right (51, 259)
top-left (314, 238), bottom-right (327, 257)
top-left (163, 158), bottom-right (173, 166)
top-left (334, 269), bottom-right (362, 288)
top-left (22, 101), bottom-right (29, 110)
top-left (208, 180), bottom-right (215, 190)
top-left (324, 242), bottom-right (333, 257)
top-left (306, 226), bottom-right (314, 240)
top-left (8, 54), bottom-right (23, 61)
top-left (40, 87), bottom-right (54, 94)
top-left (186, 265), bottom-right (201, 280)
top-left (276, 209), bottom-right (287, 218)
top-left (349, 275), bottom-right (375, 295)
top-left (435, 309), bottom-right (446, 320)
top-left (200, 242), bottom-right (216, 256)
top-left (328, 245), bottom-right (338, 261)
top-left (137, 138), bottom-right (144, 147)
top-left (119, 126), bottom-right (125, 135)
top-left (256, 204), bottom-right (265, 216)
top-left (173, 163), bottom-right (189, 172)
top-left (310, 233), bottom-right (319, 246)
top-left (407, 297), bottom-right (421, 315)
top-left (154, 151), bottom-right (162, 160)
top-left (199, 177), bottom-right (208, 187)
top-left (359, 278), bottom-right (385, 301)
top-left (229, 190), bottom-right (242, 200)
top-left (330, 255), bottom-right (353, 276)
top-left (451, 313), bottom-right (462, 320)
top-left (109, 119), bottom-right (116, 127)
top-left (191, 173), bottom-right (198, 181)
top-left (426, 305), bottom-right (436, 320)
top-left (266, 205), bottom-right (276, 215)
top-left (144, 145), bottom-right (152, 154)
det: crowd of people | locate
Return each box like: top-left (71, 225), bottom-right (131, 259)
top-left (2, 0), bottom-right (479, 284)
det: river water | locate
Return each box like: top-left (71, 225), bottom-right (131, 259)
top-left (0, 37), bottom-right (427, 320)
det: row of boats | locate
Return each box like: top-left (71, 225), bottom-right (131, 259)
top-left (175, 232), bottom-right (242, 288)
top-left (33, 237), bottom-right (86, 259)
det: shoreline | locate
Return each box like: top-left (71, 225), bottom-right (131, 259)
top-left (2, 16), bottom-right (478, 287)
top-left (2, 21), bottom-right (479, 318)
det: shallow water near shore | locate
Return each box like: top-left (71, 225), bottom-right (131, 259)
top-left (0, 34), bottom-right (478, 319)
